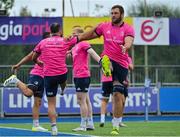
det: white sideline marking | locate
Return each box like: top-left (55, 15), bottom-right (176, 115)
top-left (0, 126), bottom-right (98, 137)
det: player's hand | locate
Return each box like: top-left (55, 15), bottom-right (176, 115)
top-left (98, 58), bottom-right (102, 67)
top-left (120, 45), bottom-right (127, 54)
top-left (64, 35), bottom-right (73, 41)
top-left (12, 64), bottom-right (20, 71)
top-left (98, 55), bottom-right (112, 77)
top-left (66, 50), bottom-right (72, 58)
top-left (66, 50), bottom-right (72, 54)
top-left (123, 80), bottom-right (129, 87)
top-left (65, 35), bottom-right (79, 44)
top-left (11, 64), bottom-right (20, 74)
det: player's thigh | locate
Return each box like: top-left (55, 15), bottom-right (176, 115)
top-left (111, 60), bottom-right (129, 97)
top-left (102, 81), bottom-right (113, 98)
top-left (111, 60), bottom-right (128, 83)
top-left (28, 74), bottom-right (44, 98)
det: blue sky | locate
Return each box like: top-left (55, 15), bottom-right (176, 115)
top-left (9, 0), bottom-right (180, 17)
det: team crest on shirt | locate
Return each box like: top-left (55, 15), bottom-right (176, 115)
top-left (120, 31), bottom-right (124, 36)
top-left (106, 30), bottom-right (111, 34)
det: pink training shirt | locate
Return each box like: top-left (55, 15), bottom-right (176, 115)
top-left (33, 36), bottom-right (76, 76)
top-left (30, 56), bottom-right (43, 78)
top-left (72, 41), bottom-right (91, 78)
top-left (96, 22), bottom-right (134, 69)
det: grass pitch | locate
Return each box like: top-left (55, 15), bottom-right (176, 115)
top-left (0, 121), bottom-right (180, 136)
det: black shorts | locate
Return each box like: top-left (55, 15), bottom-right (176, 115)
top-left (74, 77), bottom-right (90, 92)
top-left (101, 81), bottom-right (113, 98)
top-left (111, 60), bottom-right (128, 83)
top-left (27, 74), bottom-right (44, 98)
top-left (111, 60), bottom-right (128, 96)
top-left (44, 73), bottom-right (67, 97)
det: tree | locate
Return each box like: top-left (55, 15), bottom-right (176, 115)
top-left (0, 0), bottom-right (14, 16)
top-left (128, 0), bottom-right (180, 17)
top-left (19, 6), bottom-right (32, 16)
top-left (92, 4), bottom-right (109, 17)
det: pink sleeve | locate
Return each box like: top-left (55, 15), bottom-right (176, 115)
top-left (65, 36), bottom-right (78, 48)
top-left (95, 23), bottom-right (104, 36)
top-left (125, 25), bottom-right (135, 38)
top-left (82, 42), bottom-right (91, 51)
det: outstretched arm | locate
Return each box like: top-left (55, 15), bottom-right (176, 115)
top-left (12, 51), bottom-right (33, 72)
top-left (78, 26), bottom-right (99, 42)
top-left (32, 52), bottom-right (43, 67)
top-left (87, 48), bottom-right (101, 63)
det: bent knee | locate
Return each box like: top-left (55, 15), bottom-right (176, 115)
top-left (24, 94), bottom-right (33, 98)
top-left (34, 99), bottom-right (42, 107)
top-left (77, 97), bottom-right (86, 105)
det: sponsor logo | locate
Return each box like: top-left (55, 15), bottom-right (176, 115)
top-left (106, 30), bottom-right (110, 34)
top-left (34, 81), bottom-right (39, 85)
top-left (0, 20), bottom-right (50, 41)
top-left (47, 92), bottom-right (53, 95)
top-left (141, 19), bottom-right (163, 42)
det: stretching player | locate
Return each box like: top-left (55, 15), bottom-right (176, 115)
top-left (32, 23), bottom-right (102, 135)
top-left (69, 5), bottom-right (135, 135)
top-left (3, 32), bottom-right (50, 132)
top-left (100, 56), bottom-right (134, 127)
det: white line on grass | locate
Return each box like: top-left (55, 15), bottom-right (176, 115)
top-left (0, 126), bottom-right (98, 137)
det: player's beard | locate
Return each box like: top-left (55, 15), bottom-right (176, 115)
top-left (112, 17), bottom-right (122, 24)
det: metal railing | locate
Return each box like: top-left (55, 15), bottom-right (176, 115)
top-left (0, 65), bottom-right (180, 87)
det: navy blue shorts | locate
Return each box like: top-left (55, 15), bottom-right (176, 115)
top-left (74, 77), bottom-right (90, 92)
top-left (111, 60), bottom-right (128, 96)
top-left (27, 74), bottom-right (44, 98)
top-left (44, 73), bottom-right (67, 97)
top-left (102, 81), bottom-right (113, 98)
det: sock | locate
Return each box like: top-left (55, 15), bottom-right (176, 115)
top-left (80, 117), bottom-right (87, 128)
top-left (87, 116), bottom-right (94, 126)
top-left (100, 114), bottom-right (105, 123)
top-left (51, 123), bottom-right (57, 131)
top-left (112, 117), bottom-right (121, 128)
top-left (14, 77), bottom-right (20, 83)
top-left (13, 76), bottom-right (20, 85)
top-left (119, 117), bottom-right (122, 123)
top-left (33, 119), bottom-right (39, 127)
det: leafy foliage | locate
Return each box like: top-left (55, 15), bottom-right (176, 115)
top-left (0, 0), bottom-right (14, 16)
top-left (19, 6), bottom-right (32, 16)
top-left (128, 0), bottom-right (180, 17)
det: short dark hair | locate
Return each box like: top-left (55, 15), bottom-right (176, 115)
top-left (74, 28), bottom-right (84, 33)
top-left (50, 23), bottom-right (61, 33)
top-left (42, 31), bottom-right (50, 39)
top-left (111, 5), bottom-right (124, 14)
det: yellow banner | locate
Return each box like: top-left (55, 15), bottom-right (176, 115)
top-left (63, 17), bottom-right (133, 44)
